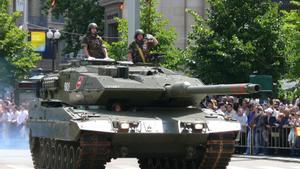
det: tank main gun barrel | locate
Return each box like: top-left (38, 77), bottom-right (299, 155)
top-left (165, 82), bottom-right (260, 97)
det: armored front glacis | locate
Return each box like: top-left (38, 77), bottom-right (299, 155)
top-left (28, 59), bottom-right (259, 169)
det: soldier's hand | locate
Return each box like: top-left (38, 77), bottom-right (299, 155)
top-left (146, 34), bottom-right (154, 40)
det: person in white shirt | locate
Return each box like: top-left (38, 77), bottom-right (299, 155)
top-left (6, 110), bottom-right (14, 123)
top-left (0, 104), bottom-right (4, 122)
top-left (233, 107), bottom-right (248, 131)
top-left (216, 102), bottom-right (226, 116)
top-left (225, 103), bottom-right (236, 120)
top-left (17, 106), bottom-right (28, 126)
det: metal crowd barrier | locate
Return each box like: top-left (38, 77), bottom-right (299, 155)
top-left (235, 126), bottom-right (300, 156)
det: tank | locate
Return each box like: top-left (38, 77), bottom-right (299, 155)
top-left (28, 59), bottom-right (260, 169)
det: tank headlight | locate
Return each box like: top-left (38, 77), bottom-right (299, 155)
top-left (120, 123), bottom-right (130, 129)
top-left (130, 122), bottom-right (139, 128)
top-left (194, 123), bottom-right (204, 130)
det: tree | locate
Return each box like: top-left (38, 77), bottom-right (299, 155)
top-left (41, 0), bottom-right (104, 55)
top-left (186, 0), bottom-right (287, 84)
top-left (107, 18), bottom-right (128, 61)
top-left (282, 0), bottom-right (300, 79)
top-left (108, 0), bottom-right (183, 69)
top-left (278, 0), bottom-right (300, 100)
top-left (0, 0), bottom-right (40, 82)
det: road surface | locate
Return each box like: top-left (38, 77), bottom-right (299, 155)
top-left (0, 150), bottom-right (299, 169)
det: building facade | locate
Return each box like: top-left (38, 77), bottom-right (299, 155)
top-left (157, 0), bottom-right (206, 48)
top-left (8, 0), bottom-right (65, 71)
top-left (99, 0), bottom-right (207, 48)
top-left (99, 0), bottom-right (124, 42)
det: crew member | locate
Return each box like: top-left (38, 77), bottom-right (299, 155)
top-left (128, 29), bottom-right (158, 63)
top-left (81, 23), bottom-right (108, 59)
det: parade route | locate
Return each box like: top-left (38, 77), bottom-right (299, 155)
top-left (0, 149), bottom-right (299, 169)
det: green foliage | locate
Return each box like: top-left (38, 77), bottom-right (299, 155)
top-left (277, 0), bottom-right (300, 100)
top-left (0, 0), bottom-right (41, 82)
top-left (109, 0), bottom-right (183, 69)
top-left (41, 0), bottom-right (104, 55)
top-left (107, 18), bottom-right (128, 61)
top-left (277, 80), bottom-right (300, 102)
top-left (282, 0), bottom-right (300, 80)
top-left (186, 0), bottom-right (287, 84)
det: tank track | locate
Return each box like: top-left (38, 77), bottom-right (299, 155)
top-left (198, 132), bottom-right (236, 169)
top-left (138, 157), bottom-right (201, 169)
top-left (138, 132), bottom-right (236, 169)
top-left (30, 132), bottom-right (235, 169)
top-left (30, 131), bottom-right (111, 169)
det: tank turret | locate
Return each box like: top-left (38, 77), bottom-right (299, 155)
top-left (38, 59), bottom-right (259, 108)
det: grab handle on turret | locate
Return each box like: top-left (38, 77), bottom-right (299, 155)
top-left (165, 82), bottom-right (260, 97)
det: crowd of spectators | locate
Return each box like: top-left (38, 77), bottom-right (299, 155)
top-left (0, 92), bottom-right (29, 149)
top-left (202, 96), bottom-right (300, 156)
top-left (0, 99), bottom-right (28, 126)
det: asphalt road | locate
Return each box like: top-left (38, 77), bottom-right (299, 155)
top-left (0, 149), bottom-right (299, 169)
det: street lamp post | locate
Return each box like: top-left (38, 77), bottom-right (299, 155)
top-left (46, 29), bottom-right (61, 71)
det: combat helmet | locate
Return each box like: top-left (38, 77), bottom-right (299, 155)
top-left (134, 29), bottom-right (145, 39)
top-left (88, 23), bottom-right (98, 30)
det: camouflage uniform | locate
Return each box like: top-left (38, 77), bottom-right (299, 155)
top-left (81, 34), bottom-right (106, 59)
top-left (128, 40), bottom-right (155, 63)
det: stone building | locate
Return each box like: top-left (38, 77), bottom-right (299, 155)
top-left (8, 0), bottom-right (65, 71)
top-left (99, 0), bottom-right (207, 48)
top-left (157, 0), bottom-right (206, 48)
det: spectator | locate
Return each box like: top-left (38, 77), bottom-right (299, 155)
top-left (225, 103), bottom-right (236, 120)
top-left (288, 114), bottom-right (298, 156)
top-left (233, 107), bottom-right (248, 154)
top-left (242, 98), bottom-right (250, 116)
top-left (275, 113), bottom-right (289, 128)
top-left (272, 99), bottom-right (280, 117)
top-left (0, 103), bottom-right (4, 122)
top-left (233, 107), bottom-right (248, 131)
top-left (264, 108), bottom-right (276, 128)
top-left (245, 104), bottom-right (258, 155)
top-left (216, 102), bottom-right (226, 116)
top-left (17, 106), bottom-right (28, 126)
top-left (254, 106), bottom-right (265, 155)
top-left (206, 99), bottom-right (215, 111)
top-left (263, 107), bottom-right (276, 155)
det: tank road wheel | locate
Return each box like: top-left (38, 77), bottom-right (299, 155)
top-left (39, 139), bottom-right (47, 168)
top-left (74, 147), bottom-right (81, 169)
top-left (29, 131), bottom-right (40, 169)
top-left (62, 145), bottom-right (70, 169)
top-left (56, 144), bottom-right (63, 169)
top-left (50, 143), bottom-right (57, 169)
top-left (69, 146), bottom-right (75, 169)
top-left (45, 141), bottom-right (51, 169)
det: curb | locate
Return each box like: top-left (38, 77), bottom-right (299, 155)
top-left (233, 154), bottom-right (300, 163)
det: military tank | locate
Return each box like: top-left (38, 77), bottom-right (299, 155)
top-left (28, 58), bottom-right (259, 169)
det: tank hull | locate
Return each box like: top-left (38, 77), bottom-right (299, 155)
top-left (29, 100), bottom-right (239, 169)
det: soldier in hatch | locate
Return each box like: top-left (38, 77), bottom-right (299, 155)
top-left (128, 29), bottom-right (158, 63)
top-left (81, 23), bottom-right (109, 59)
